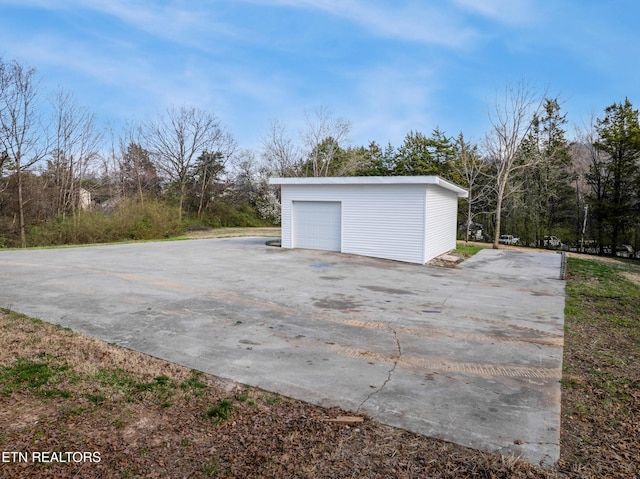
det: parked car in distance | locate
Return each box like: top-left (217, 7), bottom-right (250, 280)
top-left (498, 234), bottom-right (519, 245)
top-left (616, 244), bottom-right (634, 257)
top-left (543, 235), bottom-right (562, 248)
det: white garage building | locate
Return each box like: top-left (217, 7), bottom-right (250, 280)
top-left (269, 176), bottom-right (468, 264)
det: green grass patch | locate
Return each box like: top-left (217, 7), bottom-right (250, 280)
top-left (83, 392), bottom-right (107, 404)
top-left (60, 406), bottom-right (86, 417)
top-left (0, 308), bottom-right (41, 324)
top-left (135, 375), bottom-right (175, 392)
top-left (94, 369), bottom-right (180, 405)
top-left (454, 242), bottom-right (487, 256)
top-left (39, 388), bottom-right (72, 399)
top-left (95, 368), bottom-right (138, 390)
top-left (0, 357), bottom-right (69, 397)
top-left (206, 399), bottom-right (234, 423)
top-left (180, 372), bottom-right (207, 392)
top-left (565, 257), bottom-right (640, 332)
top-left (203, 461), bottom-right (218, 477)
top-left (264, 395), bottom-right (282, 406)
top-left (567, 260), bottom-right (615, 290)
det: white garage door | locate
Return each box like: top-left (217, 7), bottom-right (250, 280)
top-left (292, 201), bottom-right (341, 251)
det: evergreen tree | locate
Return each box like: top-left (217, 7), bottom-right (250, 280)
top-left (393, 128), bottom-right (455, 178)
top-left (353, 141), bottom-right (395, 176)
top-left (588, 99), bottom-right (640, 254)
top-left (120, 142), bottom-right (160, 203)
top-left (519, 98), bottom-right (573, 246)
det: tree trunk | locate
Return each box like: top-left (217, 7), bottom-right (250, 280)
top-left (493, 178), bottom-right (507, 249)
top-left (611, 225), bottom-right (619, 257)
top-left (17, 168), bottom-right (26, 248)
top-left (493, 193), bottom-right (502, 249)
top-left (198, 168), bottom-right (208, 220)
top-left (178, 183), bottom-right (185, 223)
top-left (465, 197), bottom-right (472, 243)
top-left (136, 161), bottom-right (144, 205)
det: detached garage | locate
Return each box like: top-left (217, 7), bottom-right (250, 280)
top-left (269, 176), bottom-right (468, 264)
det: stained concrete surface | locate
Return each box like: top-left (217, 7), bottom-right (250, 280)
top-left (0, 238), bottom-right (565, 466)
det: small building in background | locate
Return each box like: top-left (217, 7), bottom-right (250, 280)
top-left (78, 188), bottom-right (92, 210)
top-left (269, 176), bottom-right (468, 264)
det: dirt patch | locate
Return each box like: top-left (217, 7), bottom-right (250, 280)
top-left (566, 251), bottom-right (627, 264)
top-left (181, 227), bottom-right (280, 240)
top-left (621, 271), bottom-right (640, 285)
top-left (427, 252), bottom-right (466, 268)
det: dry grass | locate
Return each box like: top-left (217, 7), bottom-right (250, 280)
top-left (180, 227), bottom-right (280, 240)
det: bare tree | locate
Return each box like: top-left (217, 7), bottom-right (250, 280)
top-left (261, 108), bottom-right (354, 178)
top-left (261, 118), bottom-right (301, 177)
top-left (47, 88), bottom-right (102, 217)
top-left (301, 106), bottom-right (351, 177)
top-left (0, 58), bottom-right (47, 247)
top-left (483, 82), bottom-right (544, 248)
top-left (232, 149), bottom-right (281, 223)
top-left (142, 105), bottom-right (236, 221)
top-left (572, 118), bottom-right (600, 250)
top-left (98, 124), bottom-right (123, 206)
top-left (453, 132), bottom-right (492, 242)
top-left (0, 61), bottom-right (11, 195)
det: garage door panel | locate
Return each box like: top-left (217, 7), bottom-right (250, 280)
top-left (293, 201), bottom-right (341, 251)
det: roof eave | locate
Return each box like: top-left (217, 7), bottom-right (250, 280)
top-left (269, 176), bottom-right (468, 198)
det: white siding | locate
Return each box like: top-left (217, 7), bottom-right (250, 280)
top-left (280, 186), bottom-right (293, 248)
top-left (280, 184), bottom-right (426, 263)
top-left (341, 184), bottom-right (426, 263)
top-left (278, 179), bottom-right (463, 264)
top-left (423, 186), bottom-right (458, 262)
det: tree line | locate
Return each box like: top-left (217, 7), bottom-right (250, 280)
top-left (1, 57), bottom-right (639, 255)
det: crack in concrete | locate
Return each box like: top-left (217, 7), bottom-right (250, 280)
top-left (441, 279), bottom-right (472, 307)
top-left (357, 323), bottom-right (401, 413)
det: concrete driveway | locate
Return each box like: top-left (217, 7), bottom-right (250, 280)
top-left (0, 238), bottom-right (565, 466)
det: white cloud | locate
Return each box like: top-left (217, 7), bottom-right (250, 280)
top-left (239, 0), bottom-right (481, 49)
top-left (79, 0), bottom-right (237, 46)
top-left (0, 0), bottom-right (238, 49)
top-left (451, 0), bottom-right (537, 26)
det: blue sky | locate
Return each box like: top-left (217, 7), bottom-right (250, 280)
top-left (1, 0), bottom-right (638, 152)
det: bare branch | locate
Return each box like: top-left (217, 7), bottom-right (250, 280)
top-left (142, 105), bottom-right (236, 221)
top-left (260, 118), bottom-right (301, 177)
top-left (301, 106), bottom-right (351, 177)
top-left (0, 58), bottom-right (47, 246)
top-left (48, 88), bottom-right (102, 216)
top-left (483, 81), bottom-right (545, 247)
